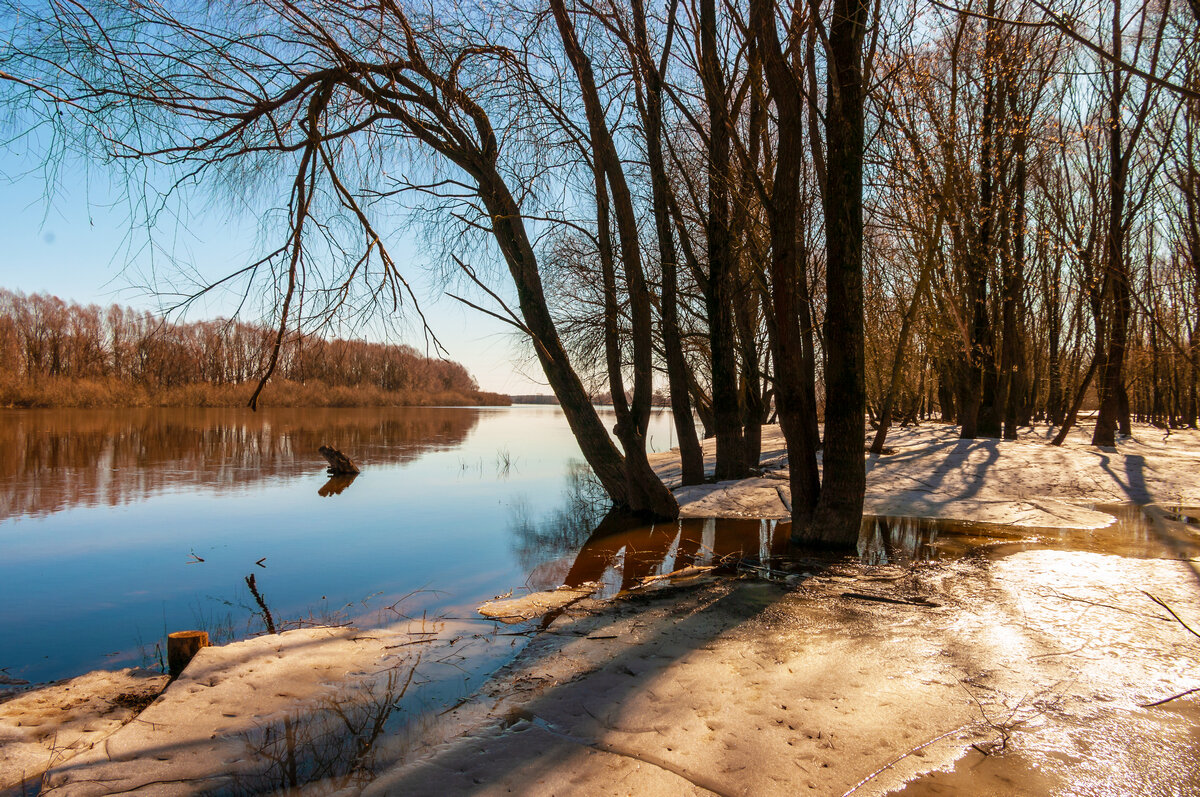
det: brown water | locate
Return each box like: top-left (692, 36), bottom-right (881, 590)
top-left (541, 503), bottom-right (1200, 600)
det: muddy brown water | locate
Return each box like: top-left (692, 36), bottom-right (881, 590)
top-left (558, 502), bottom-right (1200, 596)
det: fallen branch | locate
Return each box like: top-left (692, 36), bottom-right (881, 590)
top-left (842, 591), bottom-right (940, 607)
top-left (632, 564), bottom-right (716, 590)
top-left (841, 723), bottom-right (975, 796)
top-left (1142, 591), bottom-right (1200, 639)
top-left (1141, 686), bottom-right (1200, 708)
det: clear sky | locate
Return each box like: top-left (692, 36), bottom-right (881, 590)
top-left (0, 147), bottom-right (546, 394)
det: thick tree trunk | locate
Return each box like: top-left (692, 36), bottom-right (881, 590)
top-left (700, 0), bottom-right (748, 480)
top-left (962, 3), bottom-right (1000, 440)
top-left (630, 0), bottom-right (705, 486)
top-left (808, 0), bottom-right (869, 547)
top-left (1092, 6), bottom-right (1129, 449)
top-left (1002, 88), bottom-right (1028, 440)
top-left (477, 175), bottom-right (633, 507)
top-left (551, 0), bottom-right (678, 517)
top-left (750, 0), bottom-right (821, 523)
top-left (937, 360), bottom-right (957, 422)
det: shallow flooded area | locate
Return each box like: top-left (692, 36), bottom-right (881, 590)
top-left (400, 502), bottom-right (1200, 797)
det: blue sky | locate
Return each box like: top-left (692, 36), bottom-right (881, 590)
top-left (0, 147), bottom-right (543, 394)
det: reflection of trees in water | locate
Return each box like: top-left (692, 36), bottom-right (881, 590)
top-left (0, 407), bottom-right (481, 520)
top-left (507, 461), bottom-right (609, 589)
top-left (221, 663), bottom-right (423, 795)
top-left (561, 516), bottom-right (788, 596)
top-left (858, 516), bottom-right (947, 566)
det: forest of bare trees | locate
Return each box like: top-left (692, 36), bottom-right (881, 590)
top-left (1, 0), bottom-right (1197, 542)
top-left (0, 290), bottom-right (506, 407)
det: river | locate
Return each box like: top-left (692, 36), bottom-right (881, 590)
top-left (0, 405), bottom-right (681, 686)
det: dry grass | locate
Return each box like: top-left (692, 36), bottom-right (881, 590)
top-left (0, 376), bottom-right (511, 409)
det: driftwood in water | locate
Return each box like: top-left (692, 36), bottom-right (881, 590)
top-left (167, 630), bottom-right (209, 677)
top-left (318, 445), bottom-right (360, 474)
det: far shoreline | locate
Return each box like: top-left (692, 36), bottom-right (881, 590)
top-left (0, 377), bottom-right (511, 410)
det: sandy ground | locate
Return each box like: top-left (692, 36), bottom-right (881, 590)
top-left (0, 669), bottom-right (168, 793)
top-left (1, 621), bottom-right (486, 795)
top-left (4, 421), bottom-right (1200, 795)
top-left (355, 541), bottom-right (1200, 796)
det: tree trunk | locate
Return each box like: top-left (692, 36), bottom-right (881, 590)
top-left (750, 0), bottom-right (822, 523)
top-left (629, 0), bottom-right (705, 486)
top-left (1002, 81), bottom-right (1028, 440)
top-left (700, 0), bottom-right (748, 480)
top-left (962, 2), bottom-right (1000, 440)
top-left (551, 0), bottom-right (678, 517)
top-left (1092, 2), bottom-right (1129, 448)
top-left (477, 173), bottom-right (631, 508)
top-left (808, 0), bottom-right (869, 547)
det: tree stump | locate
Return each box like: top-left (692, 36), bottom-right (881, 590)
top-left (318, 445), bottom-right (360, 474)
top-left (167, 630), bottom-right (210, 677)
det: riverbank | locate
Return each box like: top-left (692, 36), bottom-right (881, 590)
top-left (360, 540), bottom-right (1200, 796)
top-left (0, 377), bottom-right (510, 409)
top-left (4, 421), bottom-right (1200, 794)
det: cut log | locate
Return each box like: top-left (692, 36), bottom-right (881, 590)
top-left (167, 630), bottom-right (210, 677)
top-left (318, 445), bottom-right (360, 474)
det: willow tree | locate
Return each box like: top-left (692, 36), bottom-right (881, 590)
top-left (0, 0), bottom-right (678, 516)
top-left (751, 0), bottom-right (870, 547)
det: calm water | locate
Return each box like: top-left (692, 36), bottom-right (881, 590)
top-left (0, 405), bottom-right (681, 684)
top-left (5, 406), bottom-right (1194, 692)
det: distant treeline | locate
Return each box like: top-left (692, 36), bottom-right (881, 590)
top-left (0, 290), bottom-right (509, 408)
top-left (510, 394), bottom-right (560, 405)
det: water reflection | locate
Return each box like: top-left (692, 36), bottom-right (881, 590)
top-left (558, 515), bottom-right (789, 598)
top-left (506, 461), bottom-right (610, 591)
top-left (523, 503), bottom-right (1200, 599)
top-left (318, 474), bottom-right (358, 497)
top-left (0, 407), bottom-right (481, 520)
top-left (858, 503), bottom-right (1200, 565)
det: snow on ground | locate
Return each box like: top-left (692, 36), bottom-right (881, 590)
top-left (22, 627), bottom-right (415, 795)
top-left (0, 668), bottom-right (168, 792)
top-left (651, 422), bottom-right (1200, 528)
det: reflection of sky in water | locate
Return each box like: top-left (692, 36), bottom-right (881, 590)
top-left (0, 406), bottom-right (676, 683)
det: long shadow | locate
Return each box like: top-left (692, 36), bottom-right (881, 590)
top-left (865, 436), bottom-right (1002, 511)
top-left (32, 628), bottom-right (447, 795)
top-left (348, 508), bottom-right (811, 795)
top-left (1091, 452), bottom-right (1152, 504)
top-left (359, 579), bottom-right (789, 796)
